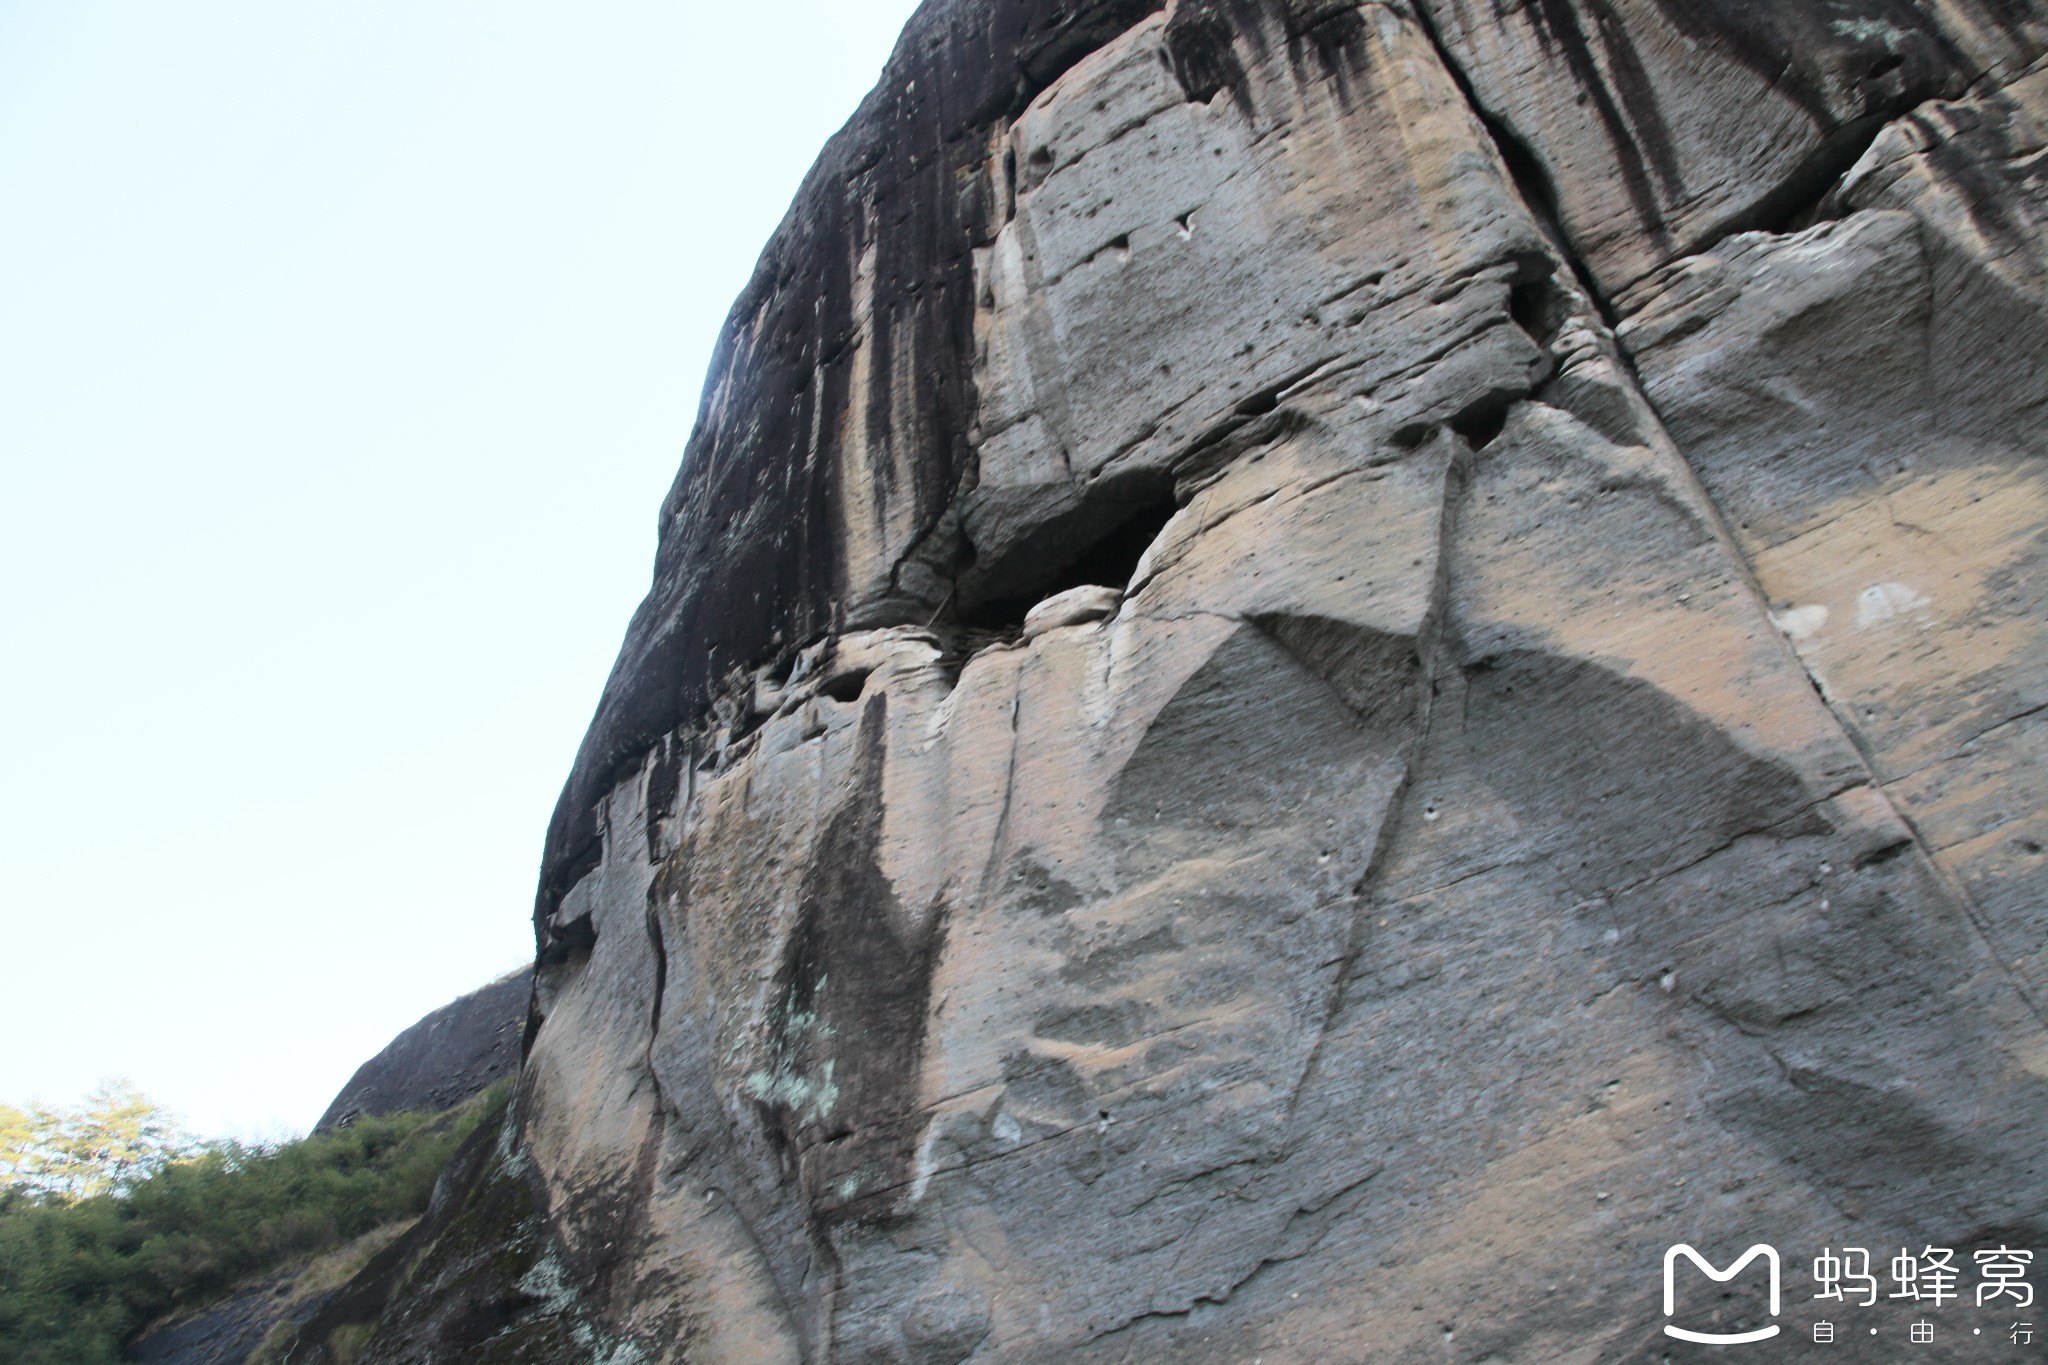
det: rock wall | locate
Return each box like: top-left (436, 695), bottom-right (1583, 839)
top-left (339, 1), bottom-right (2048, 1359)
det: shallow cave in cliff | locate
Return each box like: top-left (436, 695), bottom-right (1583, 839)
top-left (959, 482), bottom-right (1178, 631)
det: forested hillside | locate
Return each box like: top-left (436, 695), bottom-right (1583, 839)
top-left (0, 1084), bottom-right (501, 1363)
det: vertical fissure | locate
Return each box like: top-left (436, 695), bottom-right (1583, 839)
top-left (1283, 436), bottom-right (1476, 1116)
top-left (1406, 0), bottom-right (1624, 329)
top-left (1404, 0), bottom-right (2046, 1031)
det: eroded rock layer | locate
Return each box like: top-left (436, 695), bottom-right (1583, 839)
top-left (336, 1), bottom-right (2048, 1359)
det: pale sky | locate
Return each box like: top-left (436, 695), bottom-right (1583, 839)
top-left (0, 0), bottom-right (924, 1139)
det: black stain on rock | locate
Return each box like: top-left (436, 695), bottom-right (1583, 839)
top-left (1283, 1), bottom-right (1377, 111)
top-left (535, 0), bottom-right (1169, 949)
top-left (643, 733), bottom-right (685, 859)
top-left (1514, 0), bottom-right (1683, 241)
top-left (1010, 854), bottom-right (1087, 917)
top-left (754, 695), bottom-right (945, 1227)
top-left (1164, 0), bottom-right (1260, 116)
top-left (1455, 0), bottom-right (2007, 256)
top-left (1057, 923), bottom-right (1182, 986)
top-left (1912, 103), bottom-right (2042, 274)
top-left (1000, 1047), bottom-right (1095, 1119)
top-left (1034, 998), bottom-right (1152, 1046)
top-left (1645, 0), bottom-right (1979, 129)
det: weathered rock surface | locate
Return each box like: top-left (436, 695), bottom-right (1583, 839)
top-left (126, 1274), bottom-right (325, 1365)
top-left (314, 969), bottom-right (530, 1134)
top-left (320, 1), bottom-right (2048, 1360)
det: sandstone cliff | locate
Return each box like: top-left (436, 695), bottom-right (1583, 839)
top-left (308, 1), bottom-right (2048, 1359)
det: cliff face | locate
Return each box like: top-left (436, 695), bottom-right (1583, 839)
top-left (343, 1), bottom-right (2048, 1359)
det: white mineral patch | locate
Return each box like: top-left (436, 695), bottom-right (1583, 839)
top-left (1855, 581), bottom-right (1930, 627)
top-left (1771, 603), bottom-right (1830, 641)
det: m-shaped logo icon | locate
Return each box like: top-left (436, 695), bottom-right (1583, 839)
top-left (1664, 1244), bottom-right (1782, 1344)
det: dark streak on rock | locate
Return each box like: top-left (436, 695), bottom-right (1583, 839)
top-left (1518, 0), bottom-right (1678, 241)
top-left (1645, 0), bottom-right (1978, 128)
top-left (1408, 1), bottom-right (1629, 326)
top-left (644, 900), bottom-right (669, 1042)
top-left (643, 733), bottom-right (683, 861)
top-left (1282, 2), bottom-right (1375, 111)
top-left (1431, 0), bottom-right (2018, 278)
top-left (1584, 0), bottom-right (1686, 201)
top-left (1163, 0), bottom-right (1258, 116)
top-left (756, 694), bottom-right (946, 1230)
top-left (1913, 106), bottom-right (2040, 270)
top-left (536, 0), bottom-right (1169, 949)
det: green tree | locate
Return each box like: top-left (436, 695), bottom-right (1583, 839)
top-left (0, 1105), bottom-right (36, 1186)
top-left (0, 1088), bottom-right (503, 1365)
top-left (0, 1080), bottom-right (193, 1203)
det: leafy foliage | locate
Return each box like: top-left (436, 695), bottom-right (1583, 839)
top-left (0, 1081), bottom-right (197, 1202)
top-left (0, 1088), bottom-right (502, 1365)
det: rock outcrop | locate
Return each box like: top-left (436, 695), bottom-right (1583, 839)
top-left (126, 1275), bottom-right (316, 1365)
top-left (314, 1), bottom-right (2048, 1359)
top-left (314, 969), bottom-right (531, 1135)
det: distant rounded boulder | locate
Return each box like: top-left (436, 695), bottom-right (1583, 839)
top-left (314, 968), bottom-right (529, 1133)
